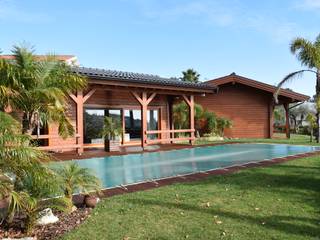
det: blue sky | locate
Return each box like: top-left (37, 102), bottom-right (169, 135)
top-left (0, 0), bottom-right (319, 96)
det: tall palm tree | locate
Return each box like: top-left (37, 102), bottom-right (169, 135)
top-left (274, 34), bottom-right (320, 142)
top-left (181, 68), bottom-right (200, 83)
top-left (0, 45), bottom-right (87, 137)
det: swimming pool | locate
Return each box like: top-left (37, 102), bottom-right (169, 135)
top-left (59, 143), bottom-right (319, 189)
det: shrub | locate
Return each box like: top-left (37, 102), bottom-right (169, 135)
top-left (56, 162), bottom-right (101, 211)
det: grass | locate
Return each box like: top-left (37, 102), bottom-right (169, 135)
top-left (61, 136), bottom-right (320, 240)
top-left (196, 133), bottom-right (319, 146)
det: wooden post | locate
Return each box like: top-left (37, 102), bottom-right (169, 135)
top-left (167, 96), bottom-right (174, 143)
top-left (269, 101), bottom-right (274, 139)
top-left (132, 92), bottom-right (156, 149)
top-left (182, 95), bottom-right (195, 145)
top-left (76, 90), bottom-right (84, 154)
top-left (141, 92), bottom-right (148, 148)
top-left (121, 109), bottom-right (125, 145)
top-left (189, 95), bottom-right (195, 144)
top-left (69, 89), bottom-right (97, 154)
top-left (284, 103), bottom-right (290, 139)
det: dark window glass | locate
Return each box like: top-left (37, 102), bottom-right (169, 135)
top-left (147, 109), bottom-right (159, 139)
top-left (84, 109), bottom-right (104, 144)
top-left (124, 110), bottom-right (141, 141)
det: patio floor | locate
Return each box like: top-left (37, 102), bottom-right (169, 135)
top-left (51, 143), bottom-right (194, 161)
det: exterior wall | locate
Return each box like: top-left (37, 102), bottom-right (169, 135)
top-left (195, 83), bottom-right (272, 138)
top-left (48, 98), bottom-right (77, 149)
top-left (48, 88), bottom-right (170, 149)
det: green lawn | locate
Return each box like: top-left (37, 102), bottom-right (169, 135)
top-left (196, 133), bottom-right (319, 146)
top-left (61, 142), bottom-right (320, 239)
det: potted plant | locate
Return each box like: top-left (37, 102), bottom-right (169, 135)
top-left (57, 162), bottom-right (101, 210)
top-left (102, 116), bottom-right (122, 152)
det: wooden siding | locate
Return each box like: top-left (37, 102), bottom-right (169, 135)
top-left (196, 83), bottom-right (272, 138)
top-left (48, 98), bottom-right (77, 150)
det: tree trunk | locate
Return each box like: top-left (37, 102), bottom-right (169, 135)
top-left (22, 112), bottom-right (34, 135)
top-left (316, 71), bottom-right (320, 143)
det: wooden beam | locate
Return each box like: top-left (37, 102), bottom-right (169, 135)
top-left (69, 93), bottom-right (77, 103)
top-left (146, 129), bottom-right (195, 134)
top-left (146, 137), bottom-right (195, 145)
top-left (131, 92), bottom-right (143, 105)
top-left (83, 88), bottom-right (97, 103)
top-left (182, 95), bottom-right (191, 106)
top-left (146, 93), bottom-right (157, 105)
top-left (284, 103), bottom-right (290, 139)
top-left (89, 79), bottom-right (215, 94)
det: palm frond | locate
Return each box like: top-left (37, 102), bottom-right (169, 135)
top-left (290, 37), bottom-right (320, 68)
top-left (274, 69), bottom-right (317, 103)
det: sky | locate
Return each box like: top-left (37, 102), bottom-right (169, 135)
top-left (0, 0), bottom-right (319, 96)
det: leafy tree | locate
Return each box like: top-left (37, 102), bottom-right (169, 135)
top-left (180, 69), bottom-right (200, 83)
top-left (172, 101), bottom-right (232, 137)
top-left (216, 117), bottom-right (232, 137)
top-left (275, 34), bottom-right (320, 142)
top-left (306, 113), bottom-right (317, 142)
top-left (0, 45), bottom-right (87, 137)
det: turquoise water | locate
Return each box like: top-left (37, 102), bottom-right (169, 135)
top-left (58, 144), bottom-right (319, 189)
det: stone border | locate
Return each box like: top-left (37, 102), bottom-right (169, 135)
top-left (73, 150), bottom-right (320, 204)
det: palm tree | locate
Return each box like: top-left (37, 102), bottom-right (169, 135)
top-left (274, 34), bottom-right (320, 142)
top-left (306, 113), bottom-right (317, 142)
top-left (181, 68), bottom-right (200, 83)
top-left (57, 162), bottom-right (101, 210)
top-left (0, 45), bottom-right (87, 137)
top-left (0, 111), bottom-right (58, 223)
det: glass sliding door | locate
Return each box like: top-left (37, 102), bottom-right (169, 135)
top-left (84, 109), bottom-right (105, 144)
top-left (124, 109), bottom-right (142, 141)
top-left (147, 109), bottom-right (159, 139)
top-left (84, 108), bottom-right (122, 145)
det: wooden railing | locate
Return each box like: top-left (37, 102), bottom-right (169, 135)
top-left (30, 134), bottom-right (81, 151)
top-left (145, 129), bottom-right (195, 144)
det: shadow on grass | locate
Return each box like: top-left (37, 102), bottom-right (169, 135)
top-left (127, 198), bottom-right (320, 238)
top-left (189, 167), bottom-right (320, 193)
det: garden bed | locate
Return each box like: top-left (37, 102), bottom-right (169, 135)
top-left (0, 207), bottom-right (91, 240)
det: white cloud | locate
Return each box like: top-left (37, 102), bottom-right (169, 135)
top-left (0, 0), bottom-right (52, 23)
top-left (139, 0), bottom-right (235, 27)
top-left (131, 0), bottom-right (306, 43)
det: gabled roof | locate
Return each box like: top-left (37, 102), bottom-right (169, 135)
top-left (72, 66), bottom-right (216, 92)
top-left (206, 73), bottom-right (309, 102)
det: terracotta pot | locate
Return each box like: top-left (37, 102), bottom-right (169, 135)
top-left (84, 195), bottom-right (98, 208)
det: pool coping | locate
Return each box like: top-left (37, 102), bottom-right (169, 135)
top-left (72, 149), bottom-right (320, 204)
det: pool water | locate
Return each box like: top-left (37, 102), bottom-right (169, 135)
top-left (58, 144), bottom-right (319, 189)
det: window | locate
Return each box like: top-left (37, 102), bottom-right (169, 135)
top-left (147, 109), bottom-right (159, 139)
top-left (124, 109), bottom-right (141, 141)
top-left (84, 109), bottom-right (105, 144)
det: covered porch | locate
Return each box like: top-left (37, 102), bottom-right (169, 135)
top-left (37, 67), bottom-right (215, 154)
